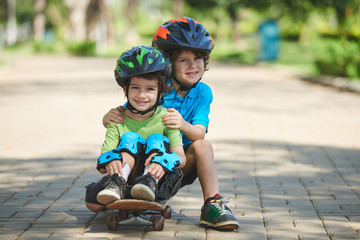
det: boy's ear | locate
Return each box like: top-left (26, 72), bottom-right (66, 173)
top-left (123, 86), bottom-right (127, 97)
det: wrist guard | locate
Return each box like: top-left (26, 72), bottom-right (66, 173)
top-left (97, 132), bottom-right (145, 170)
top-left (97, 150), bottom-right (122, 170)
top-left (151, 151), bottom-right (181, 172)
top-left (145, 134), bottom-right (181, 172)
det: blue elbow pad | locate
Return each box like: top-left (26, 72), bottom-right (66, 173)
top-left (97, 150), bottom-right (122, 170)
top-left (117, 132), bottom-right (146, 158)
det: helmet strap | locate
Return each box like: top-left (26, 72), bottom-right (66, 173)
top-left (173, 76), bottom-right (201, 91)
top-left (125, 87), bottom-right (163, 115)
top-left (126, 102), bottom-right (156, 115)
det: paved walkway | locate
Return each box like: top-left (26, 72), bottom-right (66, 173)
top-left (0, 55), bottom-right (359, 239)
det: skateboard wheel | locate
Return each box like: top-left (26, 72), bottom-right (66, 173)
top-left (162, 205), bottom-right (171, 219)
top-left (152, 215), bottom-right (164, 231)
top-left (118, 210), bottom-right (129, 219)
top-left (107, 215), bottom-right (119, 231)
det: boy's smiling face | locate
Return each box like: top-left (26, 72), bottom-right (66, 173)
top-left (173, 49), bottom-right (205, 86)
top-left (127, 76), bottom-right (159, 113)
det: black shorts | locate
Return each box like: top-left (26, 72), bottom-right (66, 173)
top-left (85, 175), bottom-right (111, 205)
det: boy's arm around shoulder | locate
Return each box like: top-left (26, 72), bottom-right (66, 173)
top-left (102, 106), bottom-right (125, 127)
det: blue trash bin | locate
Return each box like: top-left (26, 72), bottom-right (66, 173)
top-left (258, 20), bottom-right (280, 61)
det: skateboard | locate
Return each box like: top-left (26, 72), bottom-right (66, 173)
top-left (106, 199), bottom-right (172, 231)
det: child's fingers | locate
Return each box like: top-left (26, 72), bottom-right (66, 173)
top-left (165, 124), bottom-right (178, 129)
top-left (105, 160), bottom-right (123, 177)
top-left (162, 117), bottom-right (181, 129)
top-left (108, 117), bottom-right (119, 124)
top-left (162, 115), bottom-right (178, 125)
top-left (110, 109), bottom-right (126, 123)
top-left (144, 153), bottom-right (157, 166)
top-left (105, 164), bottom-right (113, 176)
top-left (116, 105), bottom-right (124, 111)
top-left (144, 157), bottom-right (151, 166)
top-left (147, 163), bottom-right (165, 180)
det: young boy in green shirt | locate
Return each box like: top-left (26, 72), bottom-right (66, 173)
top-left (85, 46), bottom-right (186, 212)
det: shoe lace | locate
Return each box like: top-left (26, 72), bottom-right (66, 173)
top-left (136, 173), bottom-right (156, 188)
top-left (214, 197), bottom-right (233, 215)
top-left (112, 173), bottom-right (125, 188)
top-left (109, 180), bottom-right (120, 188)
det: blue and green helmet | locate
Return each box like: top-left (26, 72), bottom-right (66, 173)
top-left (114, 46), bottom-right (171, 88)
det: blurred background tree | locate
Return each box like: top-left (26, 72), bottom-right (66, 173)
top-left (0, 0), bottom-right (359, 80)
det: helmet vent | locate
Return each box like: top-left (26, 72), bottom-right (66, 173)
top-left (195, 24), bottom-right (201, 32)
top-left (178, 22), bottom-right (190, 31)
top-left (152, 17), bottom-right (213, 53)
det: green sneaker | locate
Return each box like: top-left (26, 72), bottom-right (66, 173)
top-left (200, 194), bottom-right (239, 230)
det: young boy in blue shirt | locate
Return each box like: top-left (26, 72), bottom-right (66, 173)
top-left (103, 17), bottom-right (239, 230)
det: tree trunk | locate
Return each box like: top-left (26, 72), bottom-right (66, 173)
top-left (173, 0), bottom-right (184, 18)
top-left (124, 0), bottom-right (139, 44)
top-left (6, 0), bottom-right (17, 45)
top-left (99, 0), bottom-right (114, 46)
top-left (87, 0), bottom-right (114, 45)
top-left (64, 0), bottom-right (91, 41)
top-left (86, 0), bottom-right (102, 42)
top-left (33, 0), bottom-right (47, 41)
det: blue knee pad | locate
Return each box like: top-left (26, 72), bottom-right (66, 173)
top-left (97, 132), bottom-right (145, 171)
top-left (145, 133), bottom-right (170, 155)
top-left (145, 134), bottom-right (181, 172)
top-left (117, 132), bottom-right (146, 159)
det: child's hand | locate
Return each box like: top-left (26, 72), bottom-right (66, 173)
top-left (105, 152), bottom-right (133, 177)
top-left (147, 162), bottom-right (166, 180)
top-left (103, 106), bottom-right (125, 126)
top-left (144, 153), bottom-right (165, 180)
top-left (162, 108), bottom-right (184, 130)
top-left (105, 160), bottom-right (123, 177)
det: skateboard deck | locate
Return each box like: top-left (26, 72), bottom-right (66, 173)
top-left (106, 199), bottom-right (171, 231)
top-left (107, 199), bottom-right (166, 211)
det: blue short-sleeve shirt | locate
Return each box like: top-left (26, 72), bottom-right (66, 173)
top-left (163, 81), bottom-right (213, 146)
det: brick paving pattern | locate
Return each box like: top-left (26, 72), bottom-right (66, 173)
top-left (0, 55), bottom-right (359, 239)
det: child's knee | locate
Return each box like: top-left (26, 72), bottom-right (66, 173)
top-left (192, 139), bottom-right (213, 152)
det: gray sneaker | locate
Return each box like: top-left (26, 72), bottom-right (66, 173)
top-left (97, 173), bottom-right (125, 205)
top-left (131, 173), bottom-right (157, 201)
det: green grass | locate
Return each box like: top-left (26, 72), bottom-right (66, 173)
top-left (211, 36), bottom-right (257, 65)
top-left (263, 40), bottom-right (320, 77)
top-left (210, 37), bottom-right (320, 77)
